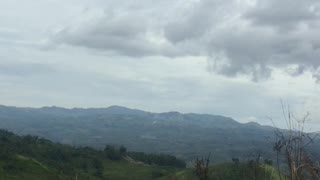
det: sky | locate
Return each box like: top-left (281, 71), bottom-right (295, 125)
top-left (1, 0), bottom-right (320, 130)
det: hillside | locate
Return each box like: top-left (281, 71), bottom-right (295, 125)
top-left (0, 129), bottom-right (287, 180)
top-left (0, 129), bottom-right (183, 179)
top-left (169, 163), bottom-right (284, 180)
top-left (1, 105), bottom-right (319, 164)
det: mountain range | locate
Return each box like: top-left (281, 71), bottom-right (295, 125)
top-left (0, 105), bottom-right (317, 163)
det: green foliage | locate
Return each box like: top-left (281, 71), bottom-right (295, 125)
top-left (0, 129), bottom-right (285, 180)
top-left (104, 145), bottom-right (122, 160)
top-left (127, 152), bottom-right (186, 168)
top-left (119, 145), bottom-right (127, 155)
top-left (103, 159), bottom-right (177, 180)
top-left (0, 129), bottom-right (184, 179)
top-left (264, 159), bottom-right (273, 166)
top-left (172, 162), bottom-right (284, 180)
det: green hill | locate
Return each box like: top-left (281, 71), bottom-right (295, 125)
top-left (0, 129), bottom-right (182, 180)
top-left (0, 129), bottom-right (287, 180)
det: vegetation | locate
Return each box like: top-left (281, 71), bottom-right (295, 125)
top-left (0, 129), bottom-right (182, 179)
top-left (127, 152), bottom-right (186, 168)
top-left (271, 107), bottom-right (320, 180)
top-left (0, 129), bottom-right (287, 180)
top-left (1, 105), bottom-right (319, 179)
top-left (193, 155), bottom-right (210, 180)
top-left (170, 162), bottom-right (284, 180)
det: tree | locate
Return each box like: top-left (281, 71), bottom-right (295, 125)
top-left (271, 105), bottom-right (320, 180)
top-left (104, 145), bottom-right (121, 160)
top-left (119, 145), bottom-right (127, 155)
top-left (193, 154), bottom-right (210, 180)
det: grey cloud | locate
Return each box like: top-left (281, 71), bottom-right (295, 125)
top-left (51, 1), bottom-right (188, 57)
top-left (164, 0), bottom-right (241, 44)
top-left (245, 0), bottom-right (320, 30)
top-left (207, 24), bottom-right (320, 81)
top-left (164, 0), bottom-right (224, 43)
top-left (286, 65), bottom-right (307, 77)
top-left (204, 0), bottom-right (320, 81)
top-left (49, 0), bottom-right (320, 81)
top-left (53, 15), bottom-right (154, 57)
top-left (0, 61), bottom-right (56, 76)
top-left (53, 14), bottom-right (188, 57)
top-left (313, 70), bottom-right (320, 83)
top-left (51, 0), bottom-right (231, 57)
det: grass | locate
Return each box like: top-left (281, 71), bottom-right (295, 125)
top-left (0, 156), bottom-right (286, 180)
top-left (103, 159), bottom-right (178, 179)
top-left (0, 155), bottom-right (67, 180)
top-left (0, 155), bottom-right (179, 180)
top-left (165, 162), bottom-right (285, 180)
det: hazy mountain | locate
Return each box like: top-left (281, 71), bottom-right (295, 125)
top-left (0, 105), bottom-right (315, 163)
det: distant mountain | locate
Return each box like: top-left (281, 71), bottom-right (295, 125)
top-left (0, 105), bottom-right (318, 163)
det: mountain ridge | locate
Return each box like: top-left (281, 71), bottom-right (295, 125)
top-left (0, 104), bottom-right (300, 163)
top-left (0, 104), bottom-right (271, 127)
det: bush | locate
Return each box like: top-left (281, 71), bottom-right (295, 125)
top-left (104, 145), bottom-right (121, 160)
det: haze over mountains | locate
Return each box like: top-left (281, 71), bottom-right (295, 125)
top-left (0, 104), bottom-right (285, 163)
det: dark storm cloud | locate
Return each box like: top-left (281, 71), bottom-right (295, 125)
top-left (51, 0), bottom-right (320, 81)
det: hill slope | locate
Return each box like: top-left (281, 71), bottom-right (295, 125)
top-left (168, 163), bottom-right (283, 180)
top-left (0, 105), bottom-right (309, 162)
top-left (0, 129), bottom-right (287, 180)
top-left (0, 129), bottom-right (183, 179)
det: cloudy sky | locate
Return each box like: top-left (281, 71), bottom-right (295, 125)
top-left (1, 0), bottom-right (320, 130)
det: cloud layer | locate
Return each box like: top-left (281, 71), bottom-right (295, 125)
top-left (52, 0), bottom-right (320, 81)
